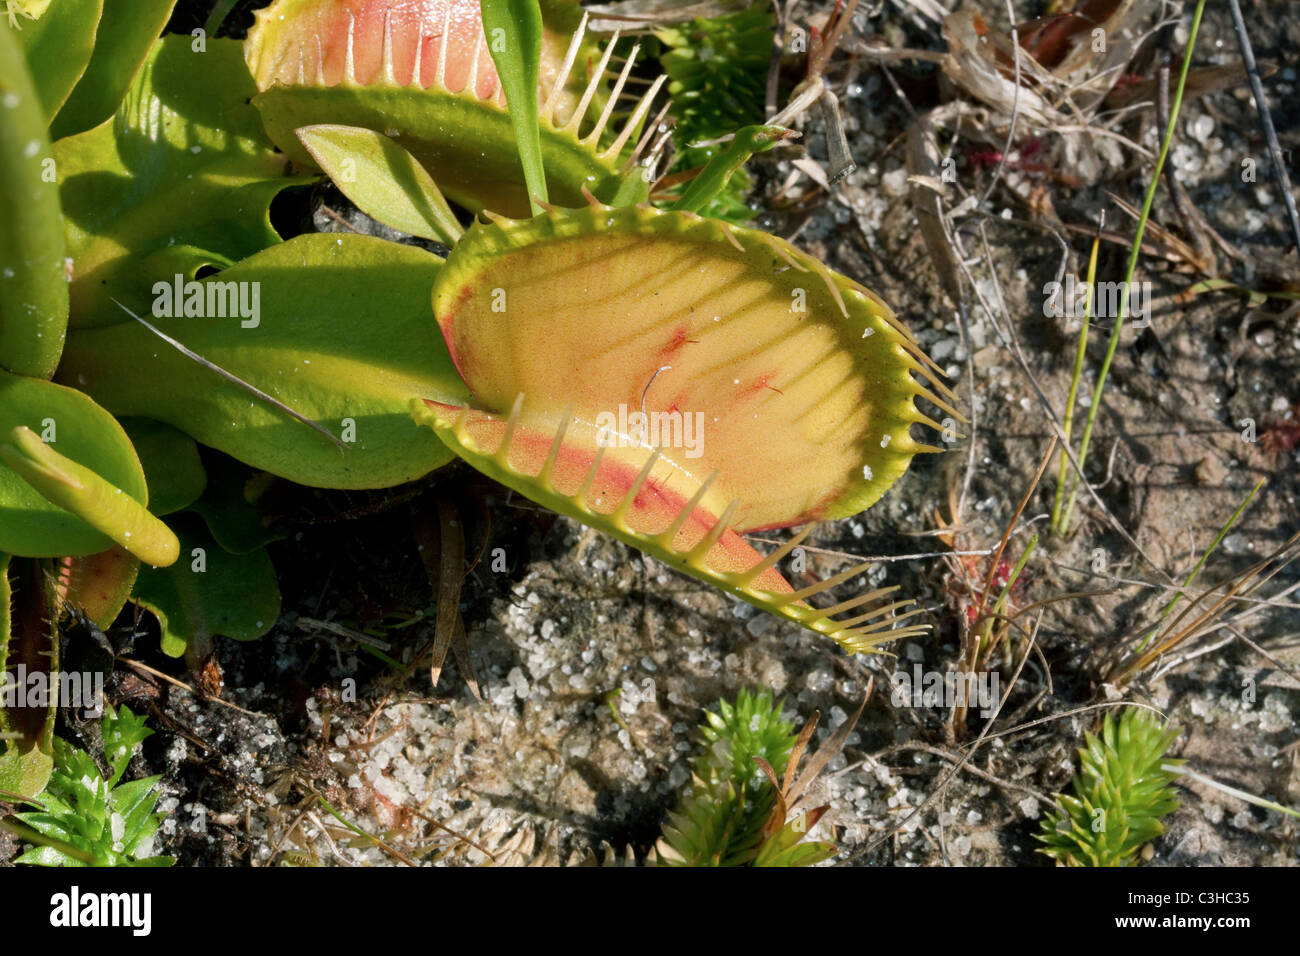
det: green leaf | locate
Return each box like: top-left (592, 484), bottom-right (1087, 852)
top-left (1037, 708), bottom-right (1181, 867)
top-left (117, 790), bottom-right (165, 857)
top-left (109, 775), bottom-right (162, 838)
top-left (480, 0), bottom-right (547, 214)
top-left (119, 418), bottom-right (206, 516)
top-left (134, 513), bottom-right (280, 658)
top-left (1, 425), bottom-right (180, 566)
top-left (295, 124), bottom-right (464, 244)
top-left (101, 702), bottom-right (152, 787)
top-left (13, 844), bottom-right (79, 866)
top-left (0, 370), bottom-right (155, 558)
top-left (188, 453), bottom-right (280, 554)
top-left (658, 690), bottom-right (816, 867)
top-left (0, 21), bottom-right (69, 379)
top-left (9, 0), bottom-right (102, 122)
top-left (0, 727), bottom-right (52, 800)
top-left (60, 233), bottom-right (469, 490)
top-left (753, 828), bottom-right (836, 867)
top-left (48, 0), bottom-right (178, 140)
top-left (55, 35), bottom-right (304, 328)
top-left (668, 125), bottom-right (790, 215)
top-left (14, 703), bottom-right (173, 866)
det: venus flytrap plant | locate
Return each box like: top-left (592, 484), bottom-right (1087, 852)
top-left (410, 194), bottom-right (954, 652)
top-left (5, 0), bottom-right (950, 691)
top-left (245, 0), bottom-right (664, 217)
top-left (259, 0), bottom-right (951, 656)
top-left (51, 0), bottom-right (951, 660)
top-left (1, 19), bottom-right (193, 793)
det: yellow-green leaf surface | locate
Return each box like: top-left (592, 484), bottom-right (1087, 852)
top-left (48, 0), bottom-right (178, 140)
top-left (0, 21), bottom-right (69, 379)
top-left (295, 123), bottom-right (463, 243)
top-left (9, 0), bottom-right (102, 122)
top-left (56, 36), bottom-right (303, 327)
top-left (412, 397), bottom-right (926, 654)
top-left (1, 426), bottom-right (180, 566)
top-left (0, 369), bottom-right (155, 558)
top-left (134, 514), bottom-right (280, 658)
top-left (434, 201), bottom-right (956, 532)
top-left (415, 200), bottom-right (951, 653)
top-left (245, 0), bottom-right (649, 216)
top-left (59, 233), bottom-right (469, 489)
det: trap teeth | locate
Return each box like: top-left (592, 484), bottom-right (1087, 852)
top-left (412, 395), bottom-right (925, 655)
top-left (413, 195), bottom-right (954, 654)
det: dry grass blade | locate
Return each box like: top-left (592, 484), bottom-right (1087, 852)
top-left (907, 113), bottom-right (963, 309)
top-left (110, 298), bottom-right (349, 453)
top-left (1226, 0), bottom-right (1300, 258)
top-left (754, 756), bottom-right (788, 840)
top-left (786, 678), bottom-right (873, 808)
top-left (783, 707), bottom-right (819, 797)
top-left (972, 437), bottom-right (1056, 625)
top-left (414, 498), bottom-right (467, 689)
top-left (1111, 530), bottom-right (1300, 685)
top-left (449, 613), bottom-right (483, 701)
top-left (1104, 60), bottom-right (1277, 111)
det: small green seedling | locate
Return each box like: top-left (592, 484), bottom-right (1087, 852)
top-left (658, 689), bottom-right (835, 867)
top-left (7, 703), bottom-right (174, 866)
top-left (1036, 708), bottom-right (1181, 867)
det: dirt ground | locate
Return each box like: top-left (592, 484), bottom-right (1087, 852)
top-left (4, 0), bottom-right (1296, 867)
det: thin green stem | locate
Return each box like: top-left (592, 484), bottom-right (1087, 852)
top-left (977, 532), bottom-right (1037, 657)
top-left (204, 0), bottom-right (241, 36)
top-left (1166, 765), bottom-right (1300, 819)
top-left (1051, 230), bottom-right (1101, 533)
top-left (1060, 0), bottom-right (1207, 531)
top-left (1134, 478), bottom-right (1264, 653)
top-left (0, 817), bottom-right (98, 865)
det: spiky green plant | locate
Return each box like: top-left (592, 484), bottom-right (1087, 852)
top-left (8, 703), bottom-right (174, 866)
top-left (1036, 708), bottom-right (1181, 867)
top-left (656, 5), bottom-right (774, 221)
top-left (657, 689), bottom-right (835, 866)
